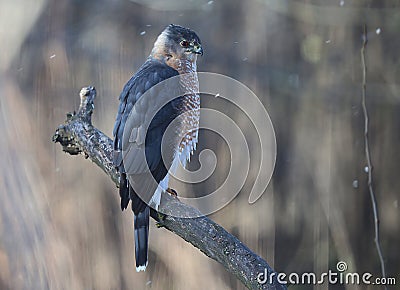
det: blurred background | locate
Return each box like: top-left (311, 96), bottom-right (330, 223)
top-left (0, 0), bottom-right (399, 289)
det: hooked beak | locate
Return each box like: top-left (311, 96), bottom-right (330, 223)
top-left (192, 44), bottom-right (203, 56)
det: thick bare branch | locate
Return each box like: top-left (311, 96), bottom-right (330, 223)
top-left (52, 86), bottom-right (286, 290)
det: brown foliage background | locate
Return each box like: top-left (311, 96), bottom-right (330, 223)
top-left (0, 1), bottom-right (399, 289)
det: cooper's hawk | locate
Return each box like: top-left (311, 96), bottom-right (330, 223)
top-left (113, 24), bottom-right (202, 271)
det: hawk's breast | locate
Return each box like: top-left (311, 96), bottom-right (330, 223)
top-left (177, 93), bottom-right (200, 167)
top-left (175, 67), bottom-right (200, 169)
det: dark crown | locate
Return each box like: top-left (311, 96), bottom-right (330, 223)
top-left (165, 24), bottom-right (202, 45)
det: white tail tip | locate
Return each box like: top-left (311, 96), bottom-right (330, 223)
top-left (136, 263), bottom-right (148, 272)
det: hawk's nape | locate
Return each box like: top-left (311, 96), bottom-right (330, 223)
top-left (113, 24), bottom-right (202, 271)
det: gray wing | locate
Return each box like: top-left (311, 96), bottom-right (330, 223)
top-left (113, 58), bottom-right (183, 208)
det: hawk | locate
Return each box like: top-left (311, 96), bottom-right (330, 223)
top-left (113, 24), bottom-right (203, 272)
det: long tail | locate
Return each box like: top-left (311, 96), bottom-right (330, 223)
top-left (133, 206), bottom-right (150, 272)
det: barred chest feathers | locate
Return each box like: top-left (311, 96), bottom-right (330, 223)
top-left (175, 59), bottom-right (200, 169)
top-left (149, 59), bottom-right (199, 208)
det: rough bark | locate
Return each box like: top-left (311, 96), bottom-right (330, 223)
top-left (52, 86), bottom-right (286, 290)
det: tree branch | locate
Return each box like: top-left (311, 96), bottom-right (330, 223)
top-left (52, 86), bottom-right (286, 290)
top-left (361, 25), bottom-right (387, 288)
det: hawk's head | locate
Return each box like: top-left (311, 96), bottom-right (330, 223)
top-left (151, 24), bottom-right (203, 67)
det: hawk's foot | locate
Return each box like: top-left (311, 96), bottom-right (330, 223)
top-left (155, 212), bottom-right (166, 228)
top-left (166, 188), bottom-right (178, 198)
top-left (166, 187), bottom-right (178, 198)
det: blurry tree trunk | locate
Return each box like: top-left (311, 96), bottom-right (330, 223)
top-left (0, 81), bottom-right (82, 290)
top-left (0, 82), bottom-right (52, 289)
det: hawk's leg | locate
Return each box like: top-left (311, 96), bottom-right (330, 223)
top-left (166, 187), bottom-right (178, 198)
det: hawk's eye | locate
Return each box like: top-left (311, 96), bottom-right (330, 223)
top-left (180, 40), bottom-right (190, 47)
